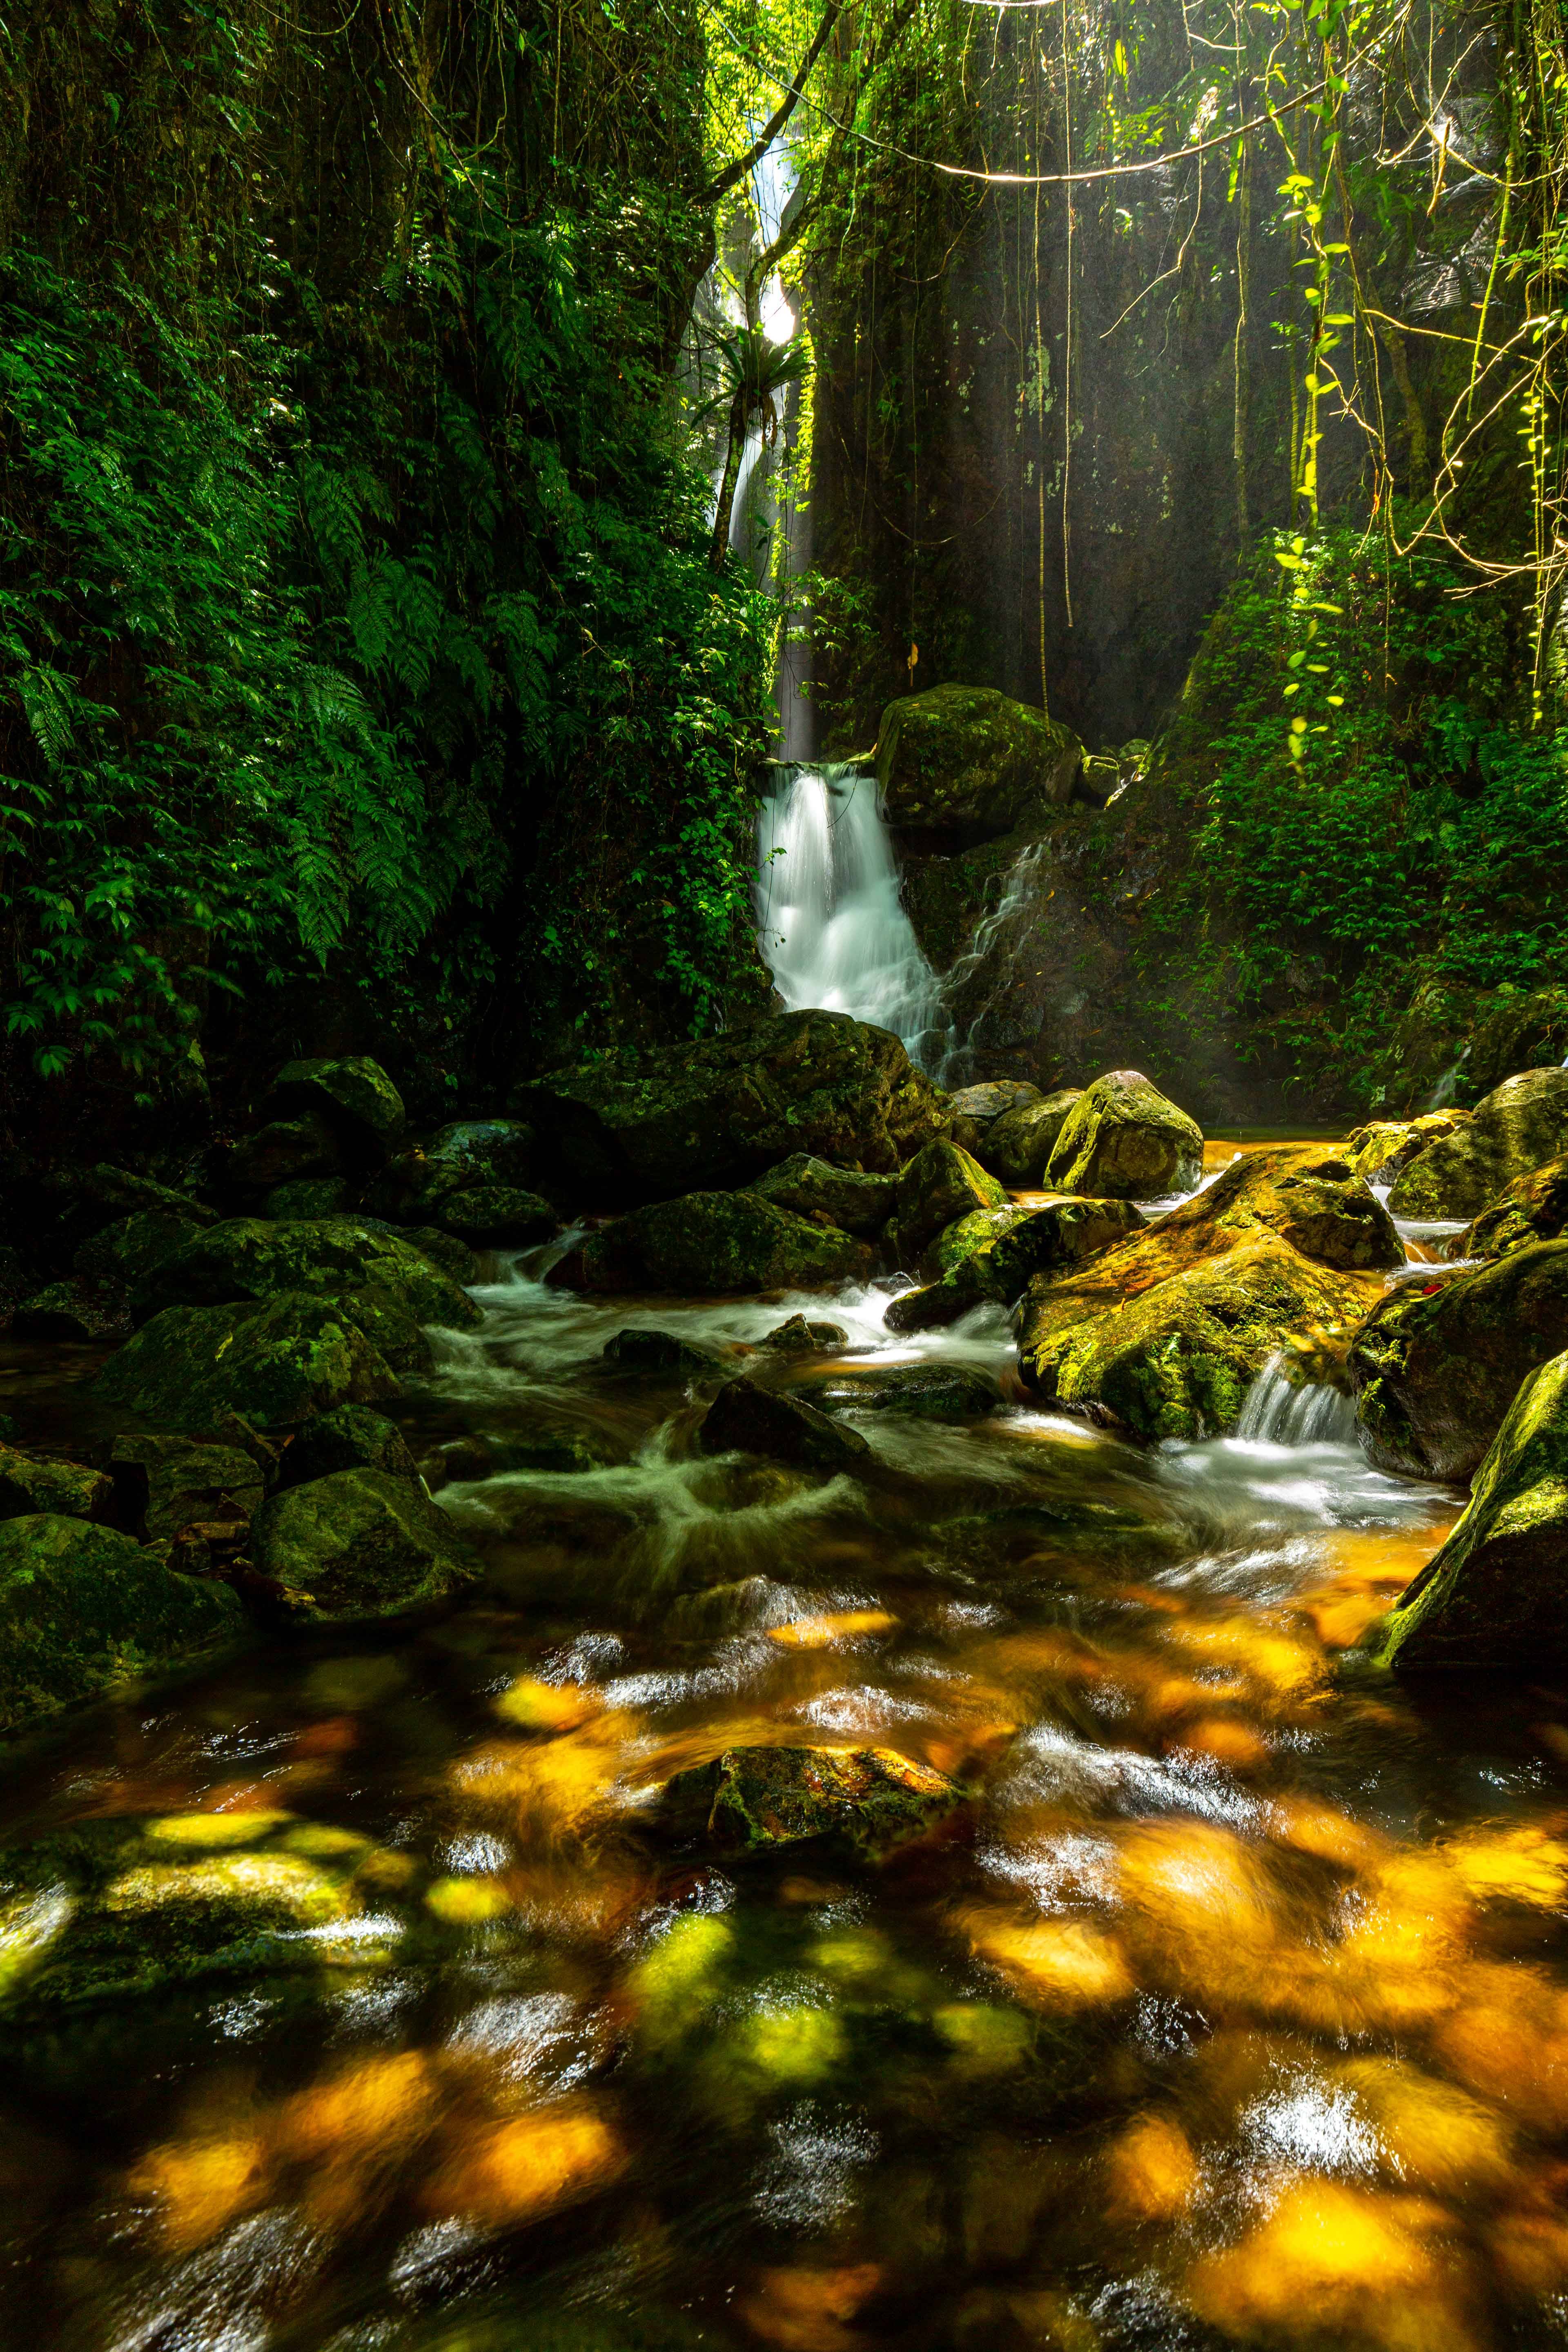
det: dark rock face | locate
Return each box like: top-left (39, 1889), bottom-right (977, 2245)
top-left (1463, 1154), bottom-right (1568, 1260)
top-left (661, 1744), bottom-right (964, 1855)
top-left (744, 1154), bottom-right (898, 1238)
top-left (281, 1405), bottom-right (419, 1485)
top-left (1045, 1070), bottom-right (1204, 1201)
top-left (759, 1316), bottom-right (851, 1353)
top-left (977, 1090), bottom-right (1085, 1186)
top-left (1389, 1069), bottom-right (1568, 1221)
top-left (73, 1209), bottom-right (212, 1292)
top-left (109, 1435), bottom-right (265, 1541)
top-left (37, 1165), bottom-right (218, 1257)
top-left (697, 1376), bottom-right (871, 1472)
top-left (601, 1328), bottom-right (733, 1378)
top-left (947, 1080), bottom-right (1042, 1129)
top-left (129, 1218), bottom-right (479, 1333)
top-left (0, 1516), bottom-right (244, 1734)
top-left (365, 1120), bottom-right (537, 1223)
top-left (96, 1292), bottom-right (397, 1434)
top-left (1373, 1350), bottom-right (1568, 1673)
top-left (249, 1468), bottom-right (481, 1620)
top-left (874, 685), bottom-right (1082, 846)
top-left (1350, 1241), bottom-right (1568, 1480)
top-left (554, 1193), bottom-right (873, 1295)
top-left (223, 1112), bottom-right (343, 1195)
top-left (515, 1010), bottom-right (952, 1206)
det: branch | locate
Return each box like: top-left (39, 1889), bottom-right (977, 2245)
top-left (697, 0), bottom-right (842, 204)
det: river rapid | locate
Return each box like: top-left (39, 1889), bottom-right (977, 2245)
top-left (3, 1140), bottom-right (1568, 2352)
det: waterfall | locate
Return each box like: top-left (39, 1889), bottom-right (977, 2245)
top-left (932, 840), bottom-right (1051, 1089)
top-left (1235, 1353), bottom-right (1357, 1445)
top-left (757, 765), bottom-right (949, 1066)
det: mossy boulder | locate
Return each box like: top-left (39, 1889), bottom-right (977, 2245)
top-left (249, 1467), bottom-right (481, 1620)
top-left (947, 1080), bottom-right (1043, 1131)
top-left (365, 1118), bottom-right (536, 1222)
top-left (268, 1054), bottom-right (407, 1159)
top-left (795, 1363), bottom-right (1002, 1423)
top-left (0, 1517), bottom-right (244, 1735)
top-left (1044, 1070), bottom-right (1204, 1202)
top-left (1389, 1068), bottom-right (1568, 1221)
top-left (1018, 1232), bottom-right (1373, 1439)
top-left (1349, 1241), bottom-right (1568, 1480)
top-left (10, 1284), bottom-right (106, 1341)
top-left (38, 1164), bottom-right (218, 1255)
top-left (1372, 1350), bottom-right (1568, 1673)
top-left (515, 1010), bottom-right (951, 1207)
top-left (745, 1154), bottom-right (898, 1237)
top-left (889, 1195), bottom-right (1145, 1332)
top-left (887, 1141), bottom-right (1008, 1265)
top-left (874, 685), bottom-right (1082, 843)
top-left (1344, 1109), bottom-right (1470, 1187)
top-left (698, 1377), bottom-right (871, 1472)
top-left (224, 1112), bottom-right (343, 1194)
top-left (434, 1185), bottom-right (559, 1244)
top-left (1461, 1153), bottom-right (1568, 1261)
top-left (129, 1216), bottom-right (479, 1332)
top-left (0, 1446), bottom-right (112, 1525)
top-left (109, 1434), bottom-right (264, 1540)
top-left (72, 1207), bottom-right (212, 1292)
top-left (759, 1315), bottom-right (850, 1353)
top-left (96, 1292), bottom-right (397, 1435)
top-left (263, 1176), bottom-right (352, 1221)
top-left (281, 1404), bottom-right (419, 1486)
top-left (662, 1744), bottom-right (964, 1856)
top-left (974, 1090), bottom-right (1085, 1187)
top-left (555, 1193), bottom-right (872, 1295)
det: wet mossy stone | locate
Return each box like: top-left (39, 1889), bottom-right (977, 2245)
top-left (0, 1517), bottom-right (244, 1735)
top-left (10, 1283), bottom-right (100, 1341)
top-left (515, 1009), bottom-right (952, 1207)
top-left (698, 1376), bottom-right (871, 1473)
top-left (975, 1090), bottom-right (1085, 1188)
top-left (1018, 1232), bottom-right (1372, 1441)
top-left (760, 1315), bottom-right (850, 1352)
top-left (1044, 1070), bottom-right (1204, 1203)
top-left (1389, 1068), bottom-right (1568, 1222)
top-left (745, 1154), bottom-right (898, 1238)
top-left (96, 1292), bottom-right (397, 1436)
top-left (890, 1196), bottom-right (1145, 1332)
top-left (888, 1141), bottom-right (1008, 1266)
top-left (72, 1207), bottom-right (211, 1292)
top-left (223, 1112), bottom-right (343, 1195)
top-left (662, 1744), bottom-right (964, 1856)
top-left (1372, 1350), bottom-right (1568, 1673)
top-left (601, 1328), bottom-right (732, 1379)
top-left (947, 1080), bottom-right (1042, 1131)
top-left (281, 1404), bottom-right (419, 1486)
top-left (1461, 1152), bottom-right (1568, 1261)
top-left (798, 1363), bottom-right (1002, 1423)
top-left (249, 1468), bottom-right (481, 1621)
top-left (365, 1118), bottom-right (535, 1222)
top-left (109, 1434), bottom-right (264, 1541)
top-left (262, 1176), bottom-right (352, 1221)
top-left (268, 1055), bottom-right (408, 1161)
top-left (331, 1283), bottom-right (432, 1374)
top-left (435, 1185), bottom-right (559, 1245)
top-left (1345, 1109), bottom-right (1470, 1187)
top-left (1349, 1240), bottom-right (1568, 1481)
top-left (874, 684), bottom-right (1082, 842)
top-left (0, 1445), bottom-right (112, 1525)
top-left (39, 1164), bottom-right (218, 1254)
top-left (128, 1216), bottom-right (479, 1332)
top-left (558, 1193), bottom-right (873, 1296)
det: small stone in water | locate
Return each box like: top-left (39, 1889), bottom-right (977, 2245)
top-left (759, 1315), bottom-right (850, 1353)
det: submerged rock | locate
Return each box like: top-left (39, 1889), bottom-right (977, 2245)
top-left (1373, 1350), bottom-right (1568, 1672)
top-left (1389, 1068), bottom-right (1568, 1221)
top-left (268, 1054), bottom-right (407, 1159)
top-left (96, 1292), bottom-right (397, 1435)
top-left (889, 1195), bottom-right (1146, 1332)
top-left (110, 1434), bottom-right (265, 1541)
top-left (0, 1517), bottom-right (244, 1735)
top-left (888, 1141), bottom-right (1008, 1265)
top-left (797, 1363), bottom-right (1002, 1423)
top-left (1461, 1153), bottom-right (1568, 1261)
top-left (697, 1376), bottom-right (871, 1472)
top-left (976, 1090), bottom-right (1085, 1187)
top-left (249, 1468), bottom-right (481, 1620)
top-left (744, 1154), bottom-right (898, 1237)
top-left (875, 684), bottom-right (1082, 840)
top-left (516, 1009), bottom-right (951, 1205)
top-left (601, 1328), bottom-right (733, 1378)
top-left (1349, 1240), bottom-right (1568, 1480)
top-left (1344, 1109), bottom-right (1470, 1187)
top-left (0, 1445), bottom-right (112, 1526)
top-left (1044, 1070), bottom-right (1204, 1202)
top-left (556, 1193), bottom-right (872, 1295)
top-left (662, 1743), bottom-right (964, 1855)
top-left (281, 1404), bottom-right (419, 1485)
top-left (129, 1216), bottom-right (479, 1332)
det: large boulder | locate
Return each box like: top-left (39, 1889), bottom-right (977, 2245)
top-left (267, 1055), bottom-right (407, 1160)
top-left (744, 1155), bottom-right (898, 1238)
top-left (222, 1112), bottom-right (343, 1195)
top-left (1389, 1068), bottom-right (1568, 1221)
top-left (1372, 1351), bottom-right (1568, 1673)
top-left (1044, 1071), bottom-right (1204, 1202)
top-left (793, 1363), bottom-right (1002, 1423)
top-left (0, 1445), bottom-right (112, 1526)
top-left (887, 1141), bottom-right (1008, 1265)
top-left (434, 1187), bottom-right (559, 1245)
top-left (249, 1468), bottom-right (481, 1620)
top-left (1349, 1240), bottom-right (1568, 1480)
top-left (280, 1405), bottom-right (419, 1486)
top-left (0, 1517), bottom-right (244, 1735)
top-left (947, 1081), bottom-right (1042, 1131)
top-left (1344, 1109), bottom-right (1470, 1187)
top-left (365, 1119), bottom-right (537, 1224)
top-left (73, 1207), bottom-right (214, 1292)
top-left (662, 1744), bottom-right (964, 1856)
top-left (96, 1293), bottom-right (397, 1435)
top-left (697, 1377), bottom-right (871, 1473)
top-left (129, 1217), bottom-right (479, 1332)
top-left (1461, 1154), bottom-right (1568, 1261)
top-left (36, 1164), bottom-right (218, 1256)
top-left (887, 1195), bottom-right (1144, 1332)
top-left (110, 1434), bottom-right (265, 1541)
top-left (551, 1194), bottom-right (872, 1295)
top-left (515, 1010), bottom-right (951, 1207)
top-left (1018, 1232), bottom-right (1373, 1440)
top-left (975, 1090), bottom-right (1085, 1187)
top-left (873, 685), bottom-right (1082, 843)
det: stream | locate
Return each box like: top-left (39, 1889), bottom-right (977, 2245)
top-left (3, 1141), bottom-right (1568, 2352)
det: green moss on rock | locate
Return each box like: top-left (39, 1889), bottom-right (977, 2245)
top-left (1045, 1070), bottom-right (1204, 1202)
top-left (1389, 1068), bottom-right (1568, 1221)
top-left (888, 1140), bottom-right (1008, 1265)
top-left (1461, 1153), bottom-right (1568, 1261)
top-left (697, 1376), bottom-right (871, 1472)
top-left (889, 1194), bottom-right (1145, 1331)
top-left (270, 1055), bottom-right (408, 1157)
top-left (874, 685), bottom-right (1082, 840)
top-left (129, 1216), bottom-right (479, 1332)
top-left (559, 1192), bottom-right (873, 1294)
top-left (435, 1185), bottom-right (559, 1244)
top-left (249, 1467), bottom-right (481, 1620)
top-left (96, 1291), bottom-right (397, 1434)
top-left (662, 1744), bottom-right (965, 1855)
top-left (974, 1091), bottom-right (1085, 1187)
top-left (0, 1445), bottom-right (111, 1525)
top-left (745, 1154), bottom-right (898, 1236)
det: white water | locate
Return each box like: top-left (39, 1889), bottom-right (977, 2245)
top-left (1234, 1351), bottom-right (1356, 1445)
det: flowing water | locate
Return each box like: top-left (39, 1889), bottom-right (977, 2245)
top-left (7, 1160), bottom-right (1568, 2352)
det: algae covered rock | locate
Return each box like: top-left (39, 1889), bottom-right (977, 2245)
top-left (976, 1090), bottom-right (1085, 1188)
top-left (1044, 1070), bottom-right (1203, 1202)
top-left (1345, 1109), bottom-right (1470, 1187)
top-left (516, 1009), bottom-right (951, 1206)
top-left (96, 1292), bottom-right (397, 1434)
top-left (0, 1517), bottom-right (244, 1734)
top-left (1389, 1068), bottom-right (1568, 1221)
top-left (268, 1054), bottom-right (407, 1159)
top-left (888, 1195), bottom-right (1146, 1332)
top-left (1349, 1240), bottom-right (1568, 1480)
top-left (663, 1744), bottom-right (964, 1855)
top-left (888, 1141), bottom-right (1008, 1265)
top-left (0, 1446), bottom-right (112, 1526)
top-left (281, 1403), bottom-right (419, 1485)
top-left (365, 1119), bottom-right (536, 1224)
top-left (249, 1467), bottom-right (481, 1619)
top-left (745, 1154), bottom-right (898, 1237)
top-left (874, 685), bottom-right (1082, 840)
top-left (433, 1185), bottom-right (559, 1245)
top-left (38, 1163), bottom-right (218, 1254)
top-left (557, 1192), bottom-right (872, 1295)
top-left (797, 1363), bottom-right (1002, 1423)
top-left (1372, 1350), bottom-right (1568, 1673)
top-left (698, 1376), bottom-right (871, 1473)
top-left (1461, 1153), bottom-right (1568, 1261)
top-left (109, 1434), bottom-right (264, 1540)
top-left (130, 1216), bottom-right (479, 1332)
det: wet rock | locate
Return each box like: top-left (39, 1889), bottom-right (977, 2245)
top-left (1389, 1068), bottom-right (1568, 1221)
top-left (223, 1112), bottom-right (343, 1194)
top-left (1349, 1239), bottom-right (1568, 1480)
top-left (109, 1434), bottom-right (265, 1541)
top-left (73, 1208), bottom-right (212, 1292)
top-left (662, 1744), bottom-right (964, 1855)
top-left (515, 1009), bottom-right (951, 1206)
top-left (129, 1216), bottom-right (480, 1333)
top-left (1019, 1231), bottom-right (1372, 1440)
top-left (400, 1226), bottom-right (480, 1285)
top-left (10, 1283), bottom-right (102, 1341)
top-left (744, 1154), bottom-right (898, 1237)
top-left (1372, 1347), bottom-right (1568, 1672)
top-left (332, 1284), bottom-right (433, 1374)
top-left (976, 1090), bottom-right (1085, 1187)
top-left (887, 1141), bottom-right (1008, 1265)
top-left (889, 1195), bottom-right (1145, 1331)
top-left (759, 1315), bottom-right (850, 1353)
top-left (1345, 1109), bottom-right (1470, 1186)
top-left (364, 1118), bottom-right (536, 1222)
top-left (38, 1165), bottom-right (218, 1255)
top-left (875, 684), bottom-right (1082, 841)
top-left (555, 1193), bottom-right (872, 1295)
top-left (1044, 1070), bottom-right (1204, 1201)
top-left (947, 1081), bottom-right (1042, 1131)
top-left (0, 1517), bottom-right (244, 1735)
top-left (1460, 1152), bottom-right (1568, 1261)
top-left (249, 1467), bottom-right (481, 1620)
top-left (601, 1327), bottom-right (732, 1379)
top-left (434, 1185), bottom-right (559, 1244)
top-left (697, 1377), bottom-right (871, 1473)
top-left (0, 1446), bottom-right (112, 1526)
top-left (267, 1054), bottom-right (407, 1160)
top-left (281, 1404), bottom-right (419, 1486)
top-left (798, 1363), bottom-right (1002, 1423)
top-left (263, 1176), bottom-right (352, 1220)
top-left (96, 1292), bottom-right (397, 1435)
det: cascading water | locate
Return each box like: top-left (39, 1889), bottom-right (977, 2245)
top-left (1234, 1352), bottom-right (1357, 1444)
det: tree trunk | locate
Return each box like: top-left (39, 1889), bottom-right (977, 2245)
top-left (709, 394), bottom-right (749, 569)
